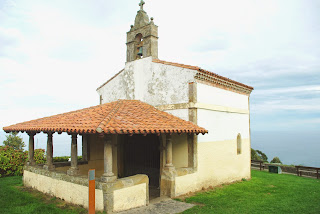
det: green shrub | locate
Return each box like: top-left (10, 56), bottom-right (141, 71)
top-left (53, 156), bottom-right (70, 162)
top-left (0, 145), bottom-right (83, 177)
top-left (34, 149), bottom-right (46, 164)
top-left (0, 146), bottom-right (27, 177)
top-left (53, 156), bottom-right (83, 162)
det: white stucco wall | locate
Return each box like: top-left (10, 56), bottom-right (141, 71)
top-left (164, 109), bottom-right (189, 121)
top-left (172, 134), bottom-right (188, 168)
top-left (97, 57), bottom-right (197, 106)
top-left (175, 138), bottom-right (251, 196)
top-left (113, 183), bottom-right (147, 212)
top-left (197, 109), bottom-right (250, 142)
top-left (97, 69), bottom-right (134, 102)
top-left (197, 82), bottom-right (249, 110)
top-left (23, 170), bottom-right (104, 211)
top-left (173, 83), bottom-right (251, 196)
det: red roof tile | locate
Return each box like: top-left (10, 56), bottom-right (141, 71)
top-left (3, 100), bottom-right (208, 135)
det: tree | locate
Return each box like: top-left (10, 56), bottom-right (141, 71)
top-left (3, 132), bottom-right (25, 150)
top-left (251, 148), bottom-right (261, 161)
top-left (256, 150), bottom-right (268, 162)
top-left (270, 156), bottom-right (282, 164)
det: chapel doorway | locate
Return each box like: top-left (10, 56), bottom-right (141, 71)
top-left (122, 135), bottom-right (161, 198)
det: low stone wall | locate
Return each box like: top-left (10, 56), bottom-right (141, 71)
top-left (112, 175), bottom-right (149, 212)
top-left (23, 167), bottom-right (104, 211)
top-left (23, 166), bottom-right (149, 212)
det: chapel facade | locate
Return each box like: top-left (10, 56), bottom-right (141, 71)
top-left (3, 1), bottom-right (253, 213)
top-left (97, 0), bottom-right (253, 204)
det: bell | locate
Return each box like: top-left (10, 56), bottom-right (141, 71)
top-left (138, 47), bottom-right (143, 56)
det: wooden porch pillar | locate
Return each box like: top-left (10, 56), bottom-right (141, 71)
top-left (101, 135), bottom-right (116, 182)
top-left (43, 132), bottom-right (55, 170)
top-left (27, 132), bottom-right (36, 165)
top-left (67, 134), bottom-right (79, 176)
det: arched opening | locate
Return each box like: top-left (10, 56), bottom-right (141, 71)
top-left (135, 33), bottom-right (143, 59)
top-left (237, 133), bottom-right (242, 155)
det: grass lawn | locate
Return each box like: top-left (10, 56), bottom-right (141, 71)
top-left (0, 176), bottom-right (88, 214)
top-left (1, 171), bottom-right (319, 214)
top-left (183, 170), bottom-right (320, 214)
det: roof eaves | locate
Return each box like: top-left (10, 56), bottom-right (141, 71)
top-left (152, 59), bottom-right (254, 92)
top-left (198, 69), bottom-right (254, 90)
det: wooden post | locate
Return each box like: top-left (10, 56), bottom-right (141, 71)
top-left (88, 169), bottom-right (95, 214)
top-left (260, 161), bottom-right (262, 171)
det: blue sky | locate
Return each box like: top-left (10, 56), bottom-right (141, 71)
top-left (0, 0), bottom-right (319, 150)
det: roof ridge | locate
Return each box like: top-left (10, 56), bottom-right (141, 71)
top-left (96, 100), bottom-right (124, 133)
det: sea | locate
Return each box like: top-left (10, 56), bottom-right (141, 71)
top-left (251, 130), bottom-right (320, 167)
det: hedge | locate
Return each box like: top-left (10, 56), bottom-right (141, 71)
top-left (0, 146), bottom-right (46, 177)
top-left (0, 146), bottom-right (84, 177)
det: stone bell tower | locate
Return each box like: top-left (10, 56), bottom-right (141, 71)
top-left (126, 0), bottom-right (158, 62)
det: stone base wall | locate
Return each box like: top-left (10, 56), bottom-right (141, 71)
top-left (108, 174), bottom-right (149, 212)
top-left (23, 166), bottom-right (149, 213)
top-left (23, 169), bottom-right (104, 211)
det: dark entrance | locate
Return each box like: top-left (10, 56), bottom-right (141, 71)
top-left (123, 135), bottom-right (160, 187)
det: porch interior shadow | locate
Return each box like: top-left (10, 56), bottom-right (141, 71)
top-left (119, 135), bottom-right (161, 199)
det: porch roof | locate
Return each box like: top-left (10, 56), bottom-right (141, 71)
top-left (3, 100), bottom-right (208, 135)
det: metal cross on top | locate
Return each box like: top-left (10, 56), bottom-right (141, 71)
top-left (139, 0), bottom-right (145, 10)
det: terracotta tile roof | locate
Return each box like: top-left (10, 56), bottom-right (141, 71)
top-left (3, 100), bottom-right (208, 135)
top-left (152, 59), bottom-right (254, 94)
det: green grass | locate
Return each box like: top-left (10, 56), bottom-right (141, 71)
top-left (0, 176), bottom-right (88, 214)
top-left (1, 171), bottom-right (319, 213)
top-left (183, 170), bottom-right (320, 214)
